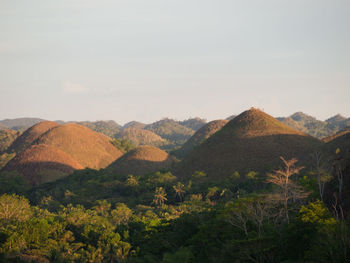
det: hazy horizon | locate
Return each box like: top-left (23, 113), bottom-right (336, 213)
top-left (1, 0), bottom-right (349, 124)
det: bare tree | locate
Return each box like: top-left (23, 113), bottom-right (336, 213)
top-left (266, 157), bottom-right (308, 223)
top-left (311, 151), bottom-right (332, 201)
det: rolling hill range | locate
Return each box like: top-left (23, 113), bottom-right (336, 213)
top-left (174, 108), bottom-right (322, 179)
top-left (123, 121), bottom-right (147, 130)
top-left (277, 112), bottom-right (350, 139)
top-left (144, 118), bottom-right (195, 145)
top-left (108, 145), bottom-right (175, 176)
top-left (175, 119), bottom-right (229, 158)
top-left (76, 120), bottom-right (121, 138)
top-left (115, 128), bottom-right (168, 148)
top-left (0, 117), bottom-right (46, 131)
top-left (179, 117), bottom-right (207, 131)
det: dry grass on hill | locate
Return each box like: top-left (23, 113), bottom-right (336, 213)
top-left (35, 123), bottom-right (123, 169)
top-left (174, 108), bottom-right (322, 179)
top-left (4, 144), bottom-right (83, 185)
top-left (108, 145), bottom-right (175, 176)
top-left (8, 121), bottom-right (59, 153)
top-left (176, 119), bottom-right (229, 158)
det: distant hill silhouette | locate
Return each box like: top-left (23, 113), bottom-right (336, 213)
top-left (108, 145), bottom-right (175, 176)
top-left (116, 128), bottom-right (168, 147)
top-left (123, 121), bottom-right (147, 130)
top-left (76, 120), bottom-right (121, 137)
top-left (35, 123), bottom-right (123, 169)
top-left (0, 118), bottom-right (46, 131)
top-left (326, 114), bottom-right (350, 129)
top-left (3, 144), bottom-right (83, 185)
top-left (179, 118), bottom-right (206, 131)
top-left (145, 118), bottom-right (194, 145)
top-left (278, 112), bottom-right (350, 139)
top-left (174, 108), bottom-right (322, 179)
top-left (175, 119), bottom-right (229, 158)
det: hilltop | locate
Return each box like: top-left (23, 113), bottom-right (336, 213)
top-left (8, 121), bottom-right (59, 153)
top-left (179, 118), bottom-right (206, 131)
top-left (175, 119), bottom-right (229, 158)
top-left (123, 121), bottom-right (147, 130)
top-left (76, 120), bottom-right (121, 137)
top-left (108, 145), bottom-right (175, 176)
top-left (145, 118), bottom-right (195, 145)
top-left (115, 128), bottom-right (168, 148)
top-left (35, 123), bottom-right (123, 169)
top-left (174, 108), bottom-right (322, 179)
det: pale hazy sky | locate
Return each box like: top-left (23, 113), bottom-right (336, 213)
top-left (0, 0), bottom-right (349, 124)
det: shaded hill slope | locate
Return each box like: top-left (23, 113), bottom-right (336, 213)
top-left (35, 123), bottom-right (123, 169)
top-left (116, 128), bottom-right (168, 147)
top-left (8, 121), bottom-right (59, 153)
top-left (175, 119), bottom-right (229, 158)
top-left (174, 108), bottom-right (322, 179)
top-left (3, 144), bottom-right (83, 185)
top-left (0, 129), bottom-right (19, 153)
top-left (108, 145), bottom-right (175, 176)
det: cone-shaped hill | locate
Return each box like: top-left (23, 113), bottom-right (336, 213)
top-left (116, 128), bottom-right (167, 147)
top-left (3, 144), bottom-right (83, 185)
top-left (35, 123), bottom-right (123, 169)
top-left (175, 120), bottom-right (229, 158)
top-left (174, 108), bottom-right (322, 179)
top-left (108, 145), bottom-right (175, 176)
top-left (8, 121), bottom-right (59, 153)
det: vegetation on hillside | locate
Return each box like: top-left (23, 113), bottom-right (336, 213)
top-left (0, 148), bottom-right (348, 262)
top-left (145, 118), bottom-right (195, 146)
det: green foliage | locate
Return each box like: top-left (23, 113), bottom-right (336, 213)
top-left (111, 138), bottom-right (135, 153)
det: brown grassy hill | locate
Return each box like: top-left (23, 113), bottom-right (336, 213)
top-left (0, 129), bottom-right (19, 153)
top-left (108, 145), bottom-right (175, 176)
top-left (35, 123), bottom-right (123, 169)
top-left (3, 144), bottom-right (83, 185)
top-left (8, 121), bottom-right (59, 153)
top-left (174, 108), bottom-right (322, 179)
top-left (116, 128), bottom-right (168, 147)
top-left (175, 120), bottom-right (229, 158)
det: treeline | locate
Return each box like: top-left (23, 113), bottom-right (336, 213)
top-left (0, 156), bottom-right (349, 262)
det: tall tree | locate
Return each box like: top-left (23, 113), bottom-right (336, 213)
top-left (266, 157), bottom-right (307, 223)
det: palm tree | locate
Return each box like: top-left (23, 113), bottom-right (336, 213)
top-left (173, 182), bottom-right (185, 202)
top-left (153, 187), bottom-right (167, 207)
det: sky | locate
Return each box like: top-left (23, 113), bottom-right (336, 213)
top-left (0, 0), bottom-right (349, 124)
